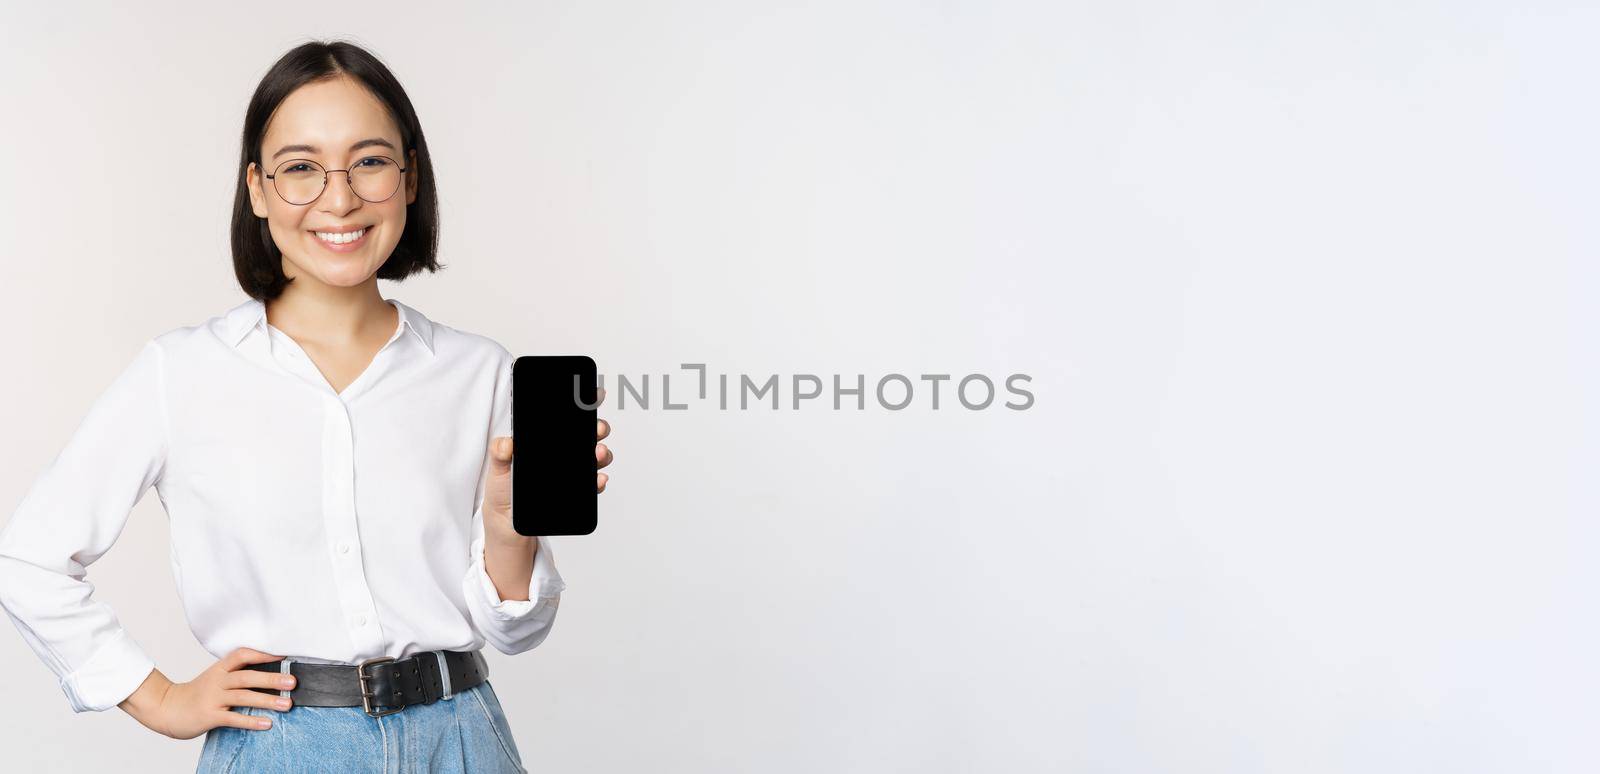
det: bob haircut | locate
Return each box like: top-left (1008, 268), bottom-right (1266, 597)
top-left (230, 40), bottom-right (442, 301)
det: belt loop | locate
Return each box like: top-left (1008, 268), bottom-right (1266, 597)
top-left (434, 651), bottom-right (454, 700)
top-left (279, 658), bottom-right (293, 699)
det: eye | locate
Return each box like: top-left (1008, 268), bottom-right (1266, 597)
top-left (282, 162), bottom-right (317, 174)
top-left (355, 156), bottom-right (392, 168)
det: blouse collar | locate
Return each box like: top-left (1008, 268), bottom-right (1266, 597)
top-left (222, 297), bottom-right (435, 356)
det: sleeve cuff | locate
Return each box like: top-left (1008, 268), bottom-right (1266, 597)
top-left (472, 535), bottom-right (567, 621)
top-left (59, 628), bottom-right (156, 713)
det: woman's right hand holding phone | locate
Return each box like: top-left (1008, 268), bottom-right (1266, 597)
top-left (119, 647), bottom-right (296, 739)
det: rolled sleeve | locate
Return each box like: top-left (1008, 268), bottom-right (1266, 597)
top-left (462, 510), bottom-right (566, 653)
top-left (0, 340), bottom-right (167, 712)
top-left (474, 532), bottom-right (566, 619)
top-left (59, 628), bottom-right (157, 714)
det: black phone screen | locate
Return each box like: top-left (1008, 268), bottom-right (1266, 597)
top-left (511, 355), bottom-right (598, 536)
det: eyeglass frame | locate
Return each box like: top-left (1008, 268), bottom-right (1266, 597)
top-left (261, 153), bottom-right (412, 206)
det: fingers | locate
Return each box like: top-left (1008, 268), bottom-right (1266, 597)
top-left (596, 386), bottom-right (607, 406)
top-left (226, 688), bottom-right (293, 713)
top-left (216, 709), bottom-right (273, 731)
top-left (596, 419), bottom-right (613, 491)
top-left (221, 647), bottom-right (284, 672)
top-left (224, 667), bottom-right (297, 693)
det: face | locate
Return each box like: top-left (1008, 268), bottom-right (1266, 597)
top-left (246, 76), bottom-right (419, 292)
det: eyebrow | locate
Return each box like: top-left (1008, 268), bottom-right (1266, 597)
top-left (271, 137), bottom-right (397, 160)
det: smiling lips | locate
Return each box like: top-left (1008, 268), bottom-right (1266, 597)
top-left (311, 225), bottom-right (370, 251)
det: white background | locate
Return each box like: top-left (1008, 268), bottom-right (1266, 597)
top-left (0, 1), bottom-right (1594, 771)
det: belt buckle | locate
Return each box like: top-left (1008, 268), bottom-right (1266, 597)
top-left (358, 656), bottom-right (404, 717)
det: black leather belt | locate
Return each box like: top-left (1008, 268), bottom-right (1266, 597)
top-left (244, 649), bottom-right (489, 718)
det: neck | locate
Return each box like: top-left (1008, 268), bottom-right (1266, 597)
top-left (264, 277), bottom-right (395, 346)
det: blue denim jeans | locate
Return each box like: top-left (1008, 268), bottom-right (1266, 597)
top-left (195, 679), bottom-right (526, 773)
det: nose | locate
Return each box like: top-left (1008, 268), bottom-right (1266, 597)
top-left (316, 169), bottom-right (361, 216)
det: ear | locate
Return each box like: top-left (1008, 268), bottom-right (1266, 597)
top-left (246, 162), bottom-right (269, 218)
top-left (405, 148), bottom-right (419, 205)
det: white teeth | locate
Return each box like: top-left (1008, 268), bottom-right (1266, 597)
top-left (314, 228), bottom-right (366, 244)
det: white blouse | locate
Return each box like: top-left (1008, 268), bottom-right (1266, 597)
top-left (0, 297), bottom-right (566, 713)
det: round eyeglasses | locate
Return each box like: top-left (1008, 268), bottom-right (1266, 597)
top-left (264, 155), bottom-right (408, 206)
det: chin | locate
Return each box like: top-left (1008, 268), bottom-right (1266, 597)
top-left (319, 266), bottom-right (383, 287)
top-left (282, 257), bottom-right (381, 289)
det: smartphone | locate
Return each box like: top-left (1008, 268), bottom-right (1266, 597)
top-left (510, 355), bottom-right (599, 536)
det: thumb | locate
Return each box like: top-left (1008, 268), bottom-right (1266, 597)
top-left (489, 436), bottom-right (513, 473)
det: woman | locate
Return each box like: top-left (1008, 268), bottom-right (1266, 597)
top-left (0, 40), bottom-right (612, 773)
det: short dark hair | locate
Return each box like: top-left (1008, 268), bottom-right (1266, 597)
top-left (231, 40), bottom-right (443, 301)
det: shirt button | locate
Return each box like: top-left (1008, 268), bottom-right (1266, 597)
top-left (354, 614), bottom-right (367, 627)
top-left (337, 542), bottom-right (350, 554)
